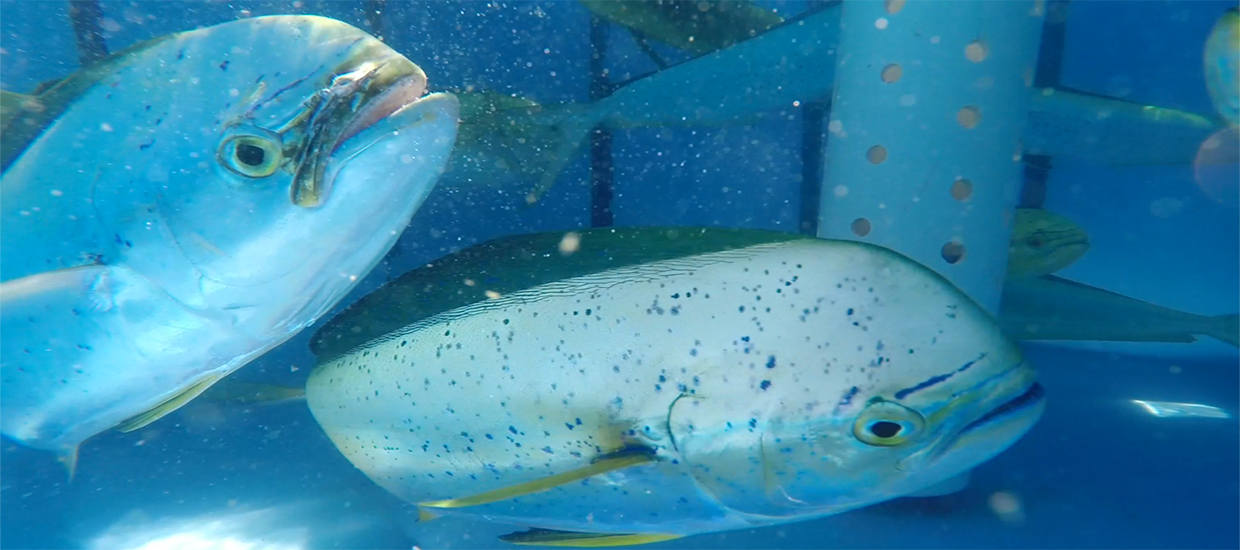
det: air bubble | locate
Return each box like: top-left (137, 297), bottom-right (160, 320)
top-left (957, 106), bottom-right (981, 129)
top-left (881, 64), bottom-right (903, 84)
top-left (866, 145), bottom-right (888, 165)
top-left (851, 218), bottom-right (872, 237)
top-left (950, 179), bottom-right (973, 201)
top-left (941, 241), bottom-right (966, 264)
top-left (965, 40), bottom-right (988, 62)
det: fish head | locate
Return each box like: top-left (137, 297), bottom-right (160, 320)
top-left (1006, 208), bottom-right (1089, 278)
top-left (669, 245), bottom-right (1045, 521)
top-left (1205, 8), bottom-right (1240, 125)
top-left (109, 15), bottom-right (458, 335)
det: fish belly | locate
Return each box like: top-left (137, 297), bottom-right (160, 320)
top-left (0, 264), bottom-right (256, 451)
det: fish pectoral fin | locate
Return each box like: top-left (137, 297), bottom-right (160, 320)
top-left (419, 446), bottom-right (657, 509)
top-left (499, 528), bottom-right (682, 548)
top-left (115, 372), bottom-right (227, 433)
top-left (57, 446), bottom-right (80, 483)
top-left (415, 508), bottom-right (440, 523)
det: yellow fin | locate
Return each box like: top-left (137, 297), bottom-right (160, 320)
top-left (416, 508), bottom-right (440, 522)
top-left (57, 446), bottom-right (80, 483)
top-left (199, 380), bottom-right (307, 405)
top-left (419, 447), bottom-right (656, 509)
top-left (500, 528), bottom-right (682, 548)
top-left (115, 373), bottom-right (226, 433)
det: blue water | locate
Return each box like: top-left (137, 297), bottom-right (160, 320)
top-left (2, 1), bottom-right (1237, 549)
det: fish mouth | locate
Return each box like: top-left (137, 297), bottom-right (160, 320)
top-left (906, 364), bottom-right (1045, 471)
top-left (289, 54), bottom-right (428, 208)
top-left (1051, 239), bottom-right (1089, 256)
top-left (330, 74), bottom-right (426, 155)
top-left (958, 382), bottom-right (1045, 435)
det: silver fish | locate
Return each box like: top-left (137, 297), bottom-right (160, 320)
top-left (0, 15), bottom-right (460, 476)
top-left (305, 227), bottom-right (1045, 546)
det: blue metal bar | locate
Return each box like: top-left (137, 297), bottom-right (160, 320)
top-left (363, 0), bottom-right (387, 41)
top-left (800, 100), bottom-right (827, 235)
top-left (798, 1), bottom-right (835, 236)
top-left (818, 0), bottom-right (1046, 314)
top-left (1022, 0), bottom-right (1071, 209)
top-left (589, 15), bottom-right (615, 228)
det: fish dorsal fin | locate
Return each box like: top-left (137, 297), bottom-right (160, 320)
top-left (419, 446), bottom-right (657, 510)
top-left (1, 33), bottom-right (175, 173)
top-left (309, 226), bottom-right (808, 362)
top-left (499, 528), bottom-right (683, 548)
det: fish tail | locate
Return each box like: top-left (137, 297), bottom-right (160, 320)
top-left (1206, 313), bottom-right (1240, 348)
top-left (504, 103), bottom-right (604, 207)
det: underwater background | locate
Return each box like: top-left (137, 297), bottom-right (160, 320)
top-left (1, 1), bottom-right (1237, 549)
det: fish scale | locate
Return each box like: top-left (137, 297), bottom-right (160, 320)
top-left (306, 228), bottom-right (1044, 543)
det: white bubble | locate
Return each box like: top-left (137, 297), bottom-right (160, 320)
top-left (875, 18), bottom-right (889, 29)
top-left (833, 185), bottom-right (849, 198)
top-left (899, 94), bottom-right (917, 107)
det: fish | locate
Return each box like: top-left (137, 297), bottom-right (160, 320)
top-left (579, 0), bottom-right (784, 58)
top-left (1023, 86), bottom-right (1226, 167)
top-left (999, 275), bottom-right (1240, 348)
top-left (456, 4), bottom-right (1225, 204)
top-left (998, 209), bottom-right (1239, 349)
top-left (305, 226), bottom-right (1045, 546)
top-left (0, 15), bottom-right (460, 478)
top-left (1004, 208), bottom-right (1090, 280)
top-left (437, 90), bottom-right (562, 189)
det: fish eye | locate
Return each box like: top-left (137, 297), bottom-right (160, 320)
top-left (218, 130), bottom-right (283, 178)
top-left (853, 401), bottom-right (925, 447)
top-left (1026, 235), bottom-right (1045, 249)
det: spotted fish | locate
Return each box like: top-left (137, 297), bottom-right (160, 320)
top-left (305, 227), bottom-right (1045, 547)
top-left (0, 15), bottom-right (459, 477)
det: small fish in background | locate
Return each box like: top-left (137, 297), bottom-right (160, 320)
top-left (437, 90), bottom-right (563, 189)
top-left (1004, 208), bottom-right (1091, 280)
top-left (304, 227), bottom-right (1045, 546)
top-left (0, 15), bottom-right (460, 478)
top-left (449, 3), bottom-right (1226, 206)
top-left (579, 0), bottom-right (785, 65)
top-left (1131, 400), bottom-right (1231, 419)
top-left (999, 210), bottom-right (1240, 349)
